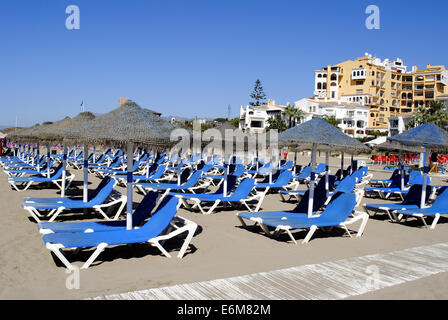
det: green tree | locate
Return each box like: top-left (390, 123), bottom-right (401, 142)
top-left (266, 115), bottom-right (287, 132)
top-left (213, 118), bottom-right (228, 124)
top-left (406, 100), bottom-right (448, 129)
top-left (229, 117), bottom-right (240, 128)
top-left (282, 104), bottom-right (304, 128)
top-left (322, 115), bottom-right (340, 128)
top-left (249, 79), bottom-right (267, 107)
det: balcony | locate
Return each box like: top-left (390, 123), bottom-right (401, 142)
top-left (352, 68), bottom-right (367, 80)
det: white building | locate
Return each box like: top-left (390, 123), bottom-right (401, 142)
top-left (388, 115), bottom-right (413, 136)
top-left (294, 98), bottom-right (370, 138)
top-left (239, 99), bottom-right (287, 133)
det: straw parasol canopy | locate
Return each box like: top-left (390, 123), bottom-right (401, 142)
top-left (374, 140), bottom-right (424, 153)
top-left (8, 123), bottom-right (48, 144)
top-left (36, 112), bottom-right (96, 145)
top-left (387, 123), bottom-right (448, 151)
top-left (63, 100), bottom-right (183, 150)
top-left (278, 118), bottom-right (371, 154)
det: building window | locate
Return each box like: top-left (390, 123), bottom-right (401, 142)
top-left (250, 120), bottom-right (263, 128)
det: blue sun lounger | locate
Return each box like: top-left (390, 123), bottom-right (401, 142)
top-left (7, 163), bottom-right (75, 192)
top-left (22, 177), bottom-right (126, 222)
top-left (171, 178), bottom-right (263, 214)
top-left (41, 195), bottom-right (198, 270)
top-left (365, 174), bottom-right (430, 200)
top-left (393, 187), bottom-right (448, 229)
top-left (238, 192), bottom-right (369, 244)
top-left (255, 170), bottom-right (294, 193)
top-left (136, 170), bottom-right (208, 199)
top-left (363, 184), bottom-right (433, 221)
top-left (37, 191), bottom-right (161, 234)
top-left (279, 174), bottom-right (336, 201)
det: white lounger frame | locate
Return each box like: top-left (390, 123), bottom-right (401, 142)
top-left (175, 189), bottom-right (268, 215)
top-left (45, 215), bottom-right (198, 270)
top-left (23, 191), bottom-right (127, 223)
top-left (8, 173), bottom-right (75, 192)
top-left (237, 210), bottom-right (369, 244)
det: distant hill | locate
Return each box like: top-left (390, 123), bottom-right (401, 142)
top-left (0, 127), bottom-right (23, 134)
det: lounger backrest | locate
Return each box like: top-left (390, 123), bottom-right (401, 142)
top-left (88, 179), bottom-right (116, 206)
top-left (215, 175), bottom-right (238, 195)
top-left (281, 161), bottom-right (294, 171)
top-left (232, 164), bottom-right (246, 178)
top-left (271, 170), bottom-right (293, 187)
top-left (428, 187), bottom-right (448, 210)
top-left (145, 163), bottom-right (158, 177)
top-left (200, 164), bottom-right (212, 173)
top-left (332, 176), bottom-right (356, 194)
top-left (409, 170), bottom-right (421, 181)
top-left (315, 174), bottom-right (336, 192)
top-left (137, 196), bottom-right (179, 236)
top-left (179, 167), bottom-right (192, 185)
top-left (89, 177), bottom-right (112, 201)
top-left (132, 191), bottom-right (162, 226)
top-left (315, 163), bottom-right (326, 174)
top-left (389, 174), bottom-right (410, 188)
top-left (320, 192), bottom-right (357, 223)
top-left (402, 184), bottom-right (433, 206)
top-left (50, 163), bottom-right (64, 179)
top-left (227, 178), bottom-right (255, 200)
top-left (181, 170), bottom-right (203, 188)
top-left (294, 165), bottom-right (303, 175)
top-left (150, 165), bottom-right (166, 180)
top-left (297, 166), bottom-right (311, 179)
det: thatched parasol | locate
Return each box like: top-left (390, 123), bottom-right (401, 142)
top-left (63, 101), bottom-right (180, 150)
top-left (278, 118), bottom-right (371, 217)
top-left (62, 99), bottom-right (185, 229)
top-left (388, 123), bottom-right (448, 208)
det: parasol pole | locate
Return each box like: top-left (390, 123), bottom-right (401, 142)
top-left (126, 142), bottom-right (134, 230)
top-left (307, 143), bottom-right (317, 218)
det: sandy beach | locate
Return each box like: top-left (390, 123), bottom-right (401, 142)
top-left (1, 154), bottom-right (448, 300)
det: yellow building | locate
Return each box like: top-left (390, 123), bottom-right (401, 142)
top-left (314, 54), bottom-right (448, 131)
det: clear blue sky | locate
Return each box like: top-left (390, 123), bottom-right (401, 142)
top-left (1, 0), bottom-right (447, 127)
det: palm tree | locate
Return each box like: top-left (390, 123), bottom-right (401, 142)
top-left (322, 115), bottom-right (340, 128)
top-left (282, 104), bottom-right (304, 128)
top-left (406, 100), bottom-right (448, 129)
top-left (266, 115), bottom-right (288, 132)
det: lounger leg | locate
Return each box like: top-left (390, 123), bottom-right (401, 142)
top-left (150, 241), bottom-right (172, 258)
top-left (24, 206), bottom-right (42, 223)
top-left (236, 215), bottom-right (247, 227)
top-left (302, 225), bottom-right (317, 244)
top-left (46, 243), bottom-right (76, 271)
top-left (177, 222), bottom-right (198, 258)
top-left (357, 213), bottom-right (370, 237)
top-left (81, 243), bottom-right (108, 269)
top-left (431, 213), bottom-right (441, 230)
top-left (420, 216), bottom-right (429, 228)
top-left (205, 200), bottom-right (221, 215)
top-left (48, 208), bottom-right (65, 222)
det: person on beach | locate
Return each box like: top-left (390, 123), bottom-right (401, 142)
top-left (429, 151), bottom-right (439, 174)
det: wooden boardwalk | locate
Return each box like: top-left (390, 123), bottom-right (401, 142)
top-left (89, 242), bottom-right (448, 300)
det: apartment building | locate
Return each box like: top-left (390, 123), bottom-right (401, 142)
top-left (314, 54), bottom-right (448, 131)
top-left (294, 98), bottom-right (369, 138)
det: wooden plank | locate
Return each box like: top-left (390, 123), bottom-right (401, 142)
top-left (90, 241), bottom-right (448, 300)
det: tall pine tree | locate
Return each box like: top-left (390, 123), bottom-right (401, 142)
top-left (249, 79), bottom-right (267, 106)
